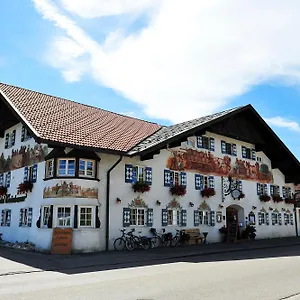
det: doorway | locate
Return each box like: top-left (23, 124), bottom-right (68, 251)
top-left (226, 204), bottom-right (244, 240)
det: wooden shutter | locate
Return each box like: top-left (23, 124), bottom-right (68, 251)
top-left (221, 141), bottom-right (226, 154)
top-left (270, 185), bottom-right (274, 196)
top-left (21, 126), bottom-right (25, 142)
top-left (278, 213), bottom-right (282, 226)
top-left (6, 210), bottom-right (11, 227)
top-left (145, 167), bottom-right (152, 185)
top-left (6, 172), bottom-right (11, 188)
top-left (32, 164), bottom-right (38, 183)
top-left (180, 172), bottom-right (187, 187)
top-left (257, 183), bottom-right (261, 195)
top-left (239, 180), bottom-right (242, 192)
top-left (19, 209), bottom-right (24, 227)
top-left (95, 206), bottom-right (101, 228)
top-left (36, 208), bottom-right (41, 228)
top-left (288, 187), bottom-right (292, 198)
top-left (232, 144), bottom-right (237, 156)
top-left (4, 133), bottom-right (9, 149)
top-left (11, 130), bottom-right (16, 147)
top-left (196, 136), bottom-right (203, 148)
top-left (210, 211), bottom-right (216, 227)
top-left (27, 208), bottom-right (33, 227)
top-left (264, 184), bottom-right (268, 194)
top-left (242, 146), bottom-right (247, 158)
top-left (282, 186), bottom-right (286, 198)
top-left (125, 164), bottom-right (134, 183)
top-left (164, 169), bottom-right (171, 187)
top-left (162, 209), bottom-right (168, 227)
top-left (181, 210), bottom-right (187, 227)
top-left (258, 212), bottom-right (262, 225)
top-left (74, 205), bottom-right (78, 228)
top-left (195, 174), bottom-right (202, 190)
top-left (209, 176), bottom-right (214, 188)
top-left (123, 208), bottom-right (131, 227)
top-left (194, 210), bottom-right (200, 226)
top-left (146, 208), bottom-right (154, 227)
top-left (284, 213), bottom-right (288, 225)
top-left (265, 213), bottom-right (270, 225)
top-left (48, 205), bottom-right (54, 228)
top-left (251, 149), bottom-right (256, 161)
top-left (0, 174), bottom-right (3, 186)
top-left (24, 166), bottom-right (29, 182)
top-left (271, 213), bottom-right (276, 225)
top-left (0, 210), bottom-right (4, 226)
top-left (209, 137), bottom-right (215, 151)
top-left (290, 214), bottom-right (294, 225)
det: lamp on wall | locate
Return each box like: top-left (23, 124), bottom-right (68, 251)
top-left (269, 207), bottom-right (273, 211)
top-left (219, 204), bottom-right (224, 208)
top-left (282, 208), bottom-right (286, 211)
top-left (116, 198), bottom-right (122, 204)
top-left (252, 206), bottom-right (257, 210)
top-left (156, 200), bottom-right (161, 206)
top-left (189, 202), bottom-right (194, 207)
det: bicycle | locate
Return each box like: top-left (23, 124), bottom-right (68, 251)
top-left (171, 229), bottom-right (189, 247)
top-left (114, 229), bottom-right (132, 251)
top-left (150, 228), bottom-right (172, 248)
top-left (126, 229), bottom-right (151, 251)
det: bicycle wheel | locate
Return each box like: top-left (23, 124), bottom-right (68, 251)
top-left (151, 237), bottom-right (160, 248)
top-left (114, 238), bottom-right (126, 251)
top-left (125, 238), bottom-right (135, 251)
top-left (171, 236), bottom-right (180, 247)
top-left (140, 238), bottom-right (151, 250)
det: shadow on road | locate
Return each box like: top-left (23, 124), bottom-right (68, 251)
top-left (1, 237), bottom-right (300, 275)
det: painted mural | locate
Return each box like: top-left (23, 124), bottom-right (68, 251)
top-left (166, 149), bottom-right (273, 183)
top-left (0, 144), bottom-right (48, 173)
top-left (43, 181), bottom-right (98, 199)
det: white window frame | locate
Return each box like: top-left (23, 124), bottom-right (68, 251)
top-left (273, 213), bottom-right (279, 225)
top-left (56, 206), bottom-right (73, 228)
top-left (2, 209), bottom-right (10, 226)
top-left (133, 165), bottom-right (145, 182)
top-left (41, 206), bottom-right (51, 228)
top-left (260, 212), bottom-right (266, 225)
top-left (167, 209), bottom-right (180, 226)
top-left (23, 128), bottom-right (31, 142)
top-left (79, 159), bottom-right (95, 178)
top-left (130, 208), bottom-right (145, 226)
top-left (45, 160), bottom-right (54, 178)
top-left (21, 208), bottom-right (29, 227)
top-left (199, 210), bottom-right (211, 226)
top-left (170, 171), bottom-right (180, 186)
top-left (78, 206), bottom-right (95, 228)
top-left (57, 158), bottom-right (76, 177)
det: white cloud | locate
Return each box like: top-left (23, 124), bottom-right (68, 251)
top-left (33, 0), bottom-right (300, 123)
top-left (265, 117), bottom-right (300, 133)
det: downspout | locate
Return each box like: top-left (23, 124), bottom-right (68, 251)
top-left (106, 156), bottom-right (123, 251)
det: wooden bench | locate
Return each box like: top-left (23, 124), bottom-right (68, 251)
top-left (182, 229), bottom-right (204, 245)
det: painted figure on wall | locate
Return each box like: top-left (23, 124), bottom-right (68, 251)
top-left (166, 149), bottom-right (273, 183)
top-left (0, 144), bottom-right (48, 173)
top-left (43, 181), bottom-right (98, 199)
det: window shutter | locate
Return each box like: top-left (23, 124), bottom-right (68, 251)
top-left (19, 209), bottom-right (23, 227)
top-left (162, 209), bottom-right (168, 227)
top-left (125, 164), bottom-right (134, 183)
top-left (288, 187), bottom-right (292, 197)
top-left (195, 174), bottom-right (202, 190)
top-left (181, 210), bottom-right (187, 227)
top-left (270, 185), bottom-right (274, 196)
top-left (258, 212), bottom-right (262, 225)
top-left (257, 183), bottom-right (261, 195)
top-left (239, 180), bottom-right (242, 192)
top-left (1, 210), bottom-right (4, 226)
top-left (6, 172), bottom-right (11, 188)
top-left (123, 208), bottom-right (131, 227)
top-left (209, 176), bottom-right (214, 188)
top-left (32, 164), bottom-right (38, 183)
top-left (194, 210), bottom-right (200, 226)
top-left (265, 213), bottom-right (270, 225)
top-left (6, 210), bottom-right (11, 227)
top-left (74, 205), bottom-right (78, 228)
top-left (210, 211), bottom-right (216, 227)
top-left (48, 205), bottom-right (53, 228)
top-left (95, 206), bottom-right (101, 228)
top-left (27, 208), bottom-right (33, 227)
top-left (11, 130), bottom-right (16, 147)
top-left (242, 146), bottom-right (247, 158)
top-left (24, 166), bottom-right (29, 182)
top-left (146, 208), bottom-right (154, 227)
top-left (232, 144), bottom-right (237, 156)
top-left (271, 213), bottom-right (275, 225)
top-left (264, 184), bottom-right (268, 194)
top-left (4, 133), bottom-right (9, 149)
top-left (221, 141), bottom-right (226, 154)
top-left (251, 149), bottom-right (256, 161)
top-left (196, 136), bottom-right (203, 148)
top-left (282, 186), bottom-right (286, 198)
top-left (180, 172), bottom-right (187, 187)
top-left (36, 208), bottom-right (41, 228)
top-left (284, 213), bottom-right (288, 225)
top-left (145, 167), bottom-right (152, 185)
top-left (290, 214), bottom-right (294, 225)
top-left (164, 169), bottom-right (171, 187)
top-left (21, 126), bottom-right (25, 142)
top-left (0, 174), bottom-right (3, 186)
top-left (278, 213), bottom-right (282, 226)
top-left (209, 137), bottom-right (215, 151)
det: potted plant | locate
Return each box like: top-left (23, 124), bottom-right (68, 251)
top-left (241, 225), bottom-right (256, 240)
top-left (259, 194), bottom-right (271, 202)
top-left (201, 188), bottom-right (216, 198)
top-left (18, 181), bottom-right (33, 193)
top-left (285, 197), bottom-right (296, 205)
top-left (272, 195), bottom-right (283, 203)
top-left (132, 181), bottom-right (151, 193)
top-left (0, 186), bottom-right (7, 196)
top-left (170, 185), bottom-right (186, 196)
top-left (238, 192), bottom-right (245, 200)
top-left (219, 226), bottom-right (227, 243)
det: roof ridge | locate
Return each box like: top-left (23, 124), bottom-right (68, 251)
top-left (0, 82), bottom-right (161, 126)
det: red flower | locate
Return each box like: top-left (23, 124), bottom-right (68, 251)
top-left (0, 186), bottom-right (7, 196)
top-left (272, 195), bottom-right (283, 203)
top-left (285, 198), bottom-right (296, 205)
top-left (238, 192), bottom-right (245, 200)
top-left (201, 188), bottom-right (216, 198)
top-left (170, 185), bottom-right (186, 196)
top-left (259, 194), bottom-right (271, 202)
top-left (18, 181), bottom-right (33, 193)
top-left (132, 181), bottom-right (151, 193)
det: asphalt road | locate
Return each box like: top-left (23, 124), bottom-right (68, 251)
top-left (1, 245), bottom-right (300, 300)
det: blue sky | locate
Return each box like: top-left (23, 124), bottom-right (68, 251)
top-left (1, 1), bottom-right (300, 158)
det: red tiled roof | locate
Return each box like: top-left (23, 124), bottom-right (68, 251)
top-left (0, 83), bottom-right (161, 153)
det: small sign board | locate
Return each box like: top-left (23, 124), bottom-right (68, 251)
top-left (51, 228), bottom-right (73, 255)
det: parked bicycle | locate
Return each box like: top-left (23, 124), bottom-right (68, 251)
top-left (114, 229), bottom-right (132, 251)
top-left (150, 228), bottom-right (173, 248)
top-left (171, 229), bottom-right (190, 247)
top-left (126, 229), bottom-right (152, 251)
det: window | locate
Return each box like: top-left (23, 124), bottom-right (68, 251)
top-left (1, 209), bottom-right (11, 227)
top-left (20, 208), bottom-right (29, 227)
top-left (79, 207), bottom-right (93, 227)
top-left (5, 130), bottom-right (16, 149)
top-left (199, 210), bottom-right (210, 225)
top-left (57, 206), bottom-right (71, 227)
top-left (260, 212), bottom-right (266, 225)
top-left (258, 183), bottom-right (265, 195)
top-left (79, 160), bottom-right (95, 178)
top-left (21, 126), bottom-right (31, 142)
top-left (170, 171), bottom-right (180, 186)
top-left (57, 159), bottom-right (76, 177)
top-left (42, 206), bottom-right (51, 228)
top-left (45, 160), bottom-right (54, 178)
top-left (167, 209), bottom-right (179, 226)
top-left (130, 208), bottom-right (145, 226)
top-left (196, 136), bottom-right (215, 151)
top-left (273, 213), bottom-right (278, 225)
top-left (221, 141), bottom-right (237, 156)
top-left (133, 166), bottom-right (145, 182)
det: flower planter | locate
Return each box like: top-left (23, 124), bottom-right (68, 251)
top-left (285, 198), bottom-right (296, 205)
top-left (259, 194), bottom-right (271, 202)
top-left (132, 181), bottom-right (151, 193)
top-left (0, 186), bottom-right (7, 196)
top-left (272, 195), bottom-right (283, 203)
top-left (170, 185), bottom-right (186, 196)
top-left (201, 188), bottom-right (216, 198)
top-left (238, 192), bottom-right (245, 200)
top-left (18, 181), bottom-right (33, 194)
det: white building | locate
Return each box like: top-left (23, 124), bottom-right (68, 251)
top-left (0, 82), bottom-right (299, 253)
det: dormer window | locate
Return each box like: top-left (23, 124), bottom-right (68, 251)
top-left (45, 160), bottom-right (54, 178)
top-left (79, 159), bottom-right (95, 178)
top-left (57, 159), bottom-right (76, 177)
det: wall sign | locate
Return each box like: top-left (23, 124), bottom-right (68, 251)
top-left (51, 228), bottom-right (73, 255)
top-left (0, 194), bottom-right (27, 204)
top-left (216, 212), bottom-right (222, 223)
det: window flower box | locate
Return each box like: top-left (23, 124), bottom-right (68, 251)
top-left (170, 184), bottom-right (186, 196)
top-left (18, 181), bottom-right (33, 194)
top-left (0, 186), bottom-right (7, 196)
top-left (132, 181), bottom-right (151, 193)
top-left (285, 198), bottom-right (296, 205)
top-left (201, 188), bottom-right (216, 198)
top-left (272, 195), bottom-right (283, 203)
top-left (259, 194), bottom-right (271, 202)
